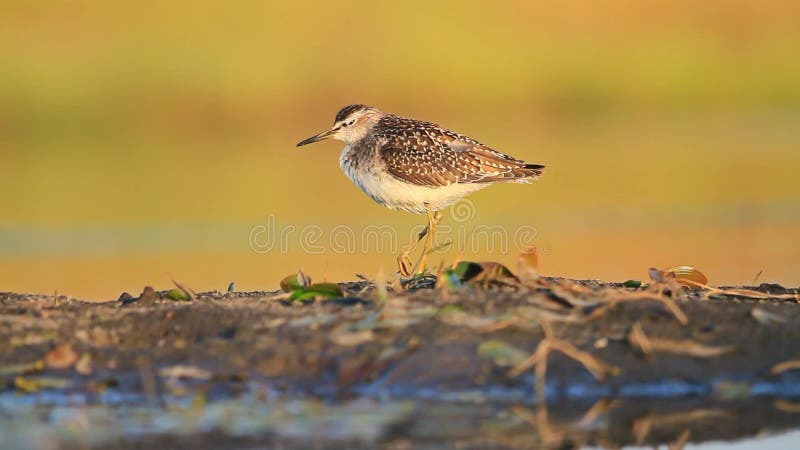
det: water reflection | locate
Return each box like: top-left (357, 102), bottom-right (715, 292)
top-left (2, 389), bottom-right (800, 449)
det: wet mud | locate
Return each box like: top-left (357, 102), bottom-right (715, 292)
top-left (1, 279), bottom-right (799, 448)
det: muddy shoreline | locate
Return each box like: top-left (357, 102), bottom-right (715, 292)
top-left (2, 279), bottom-right (800, 448)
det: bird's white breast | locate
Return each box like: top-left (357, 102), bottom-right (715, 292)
top-left (339, 145), bottom-right (486, 214)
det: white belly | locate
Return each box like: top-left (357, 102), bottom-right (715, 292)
top-left (339, 147), bottom-right (487, 214)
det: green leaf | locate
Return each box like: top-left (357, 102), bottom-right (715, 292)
top-left (623, 280), bottom-right (642, 288)
top-left (478, 340), bottom-right (529, 367)
top-left (280, 273), bottom-right (311, 292)
top-left (452, 261), bottom-right (484, 281)
top-left (450, 261), bottom-right (517, 284)
top-left (438, 269), bottom-right (464, 289)
top-left (0, 360), bottom-right (44, 376)
top-left (288, 283), bottom-right (343, 302)
top-left (166, 288), bottom-right (190, 301)
top-left (438, 304), bottom-right (465, 315)
top-left (14, 376), bottom-right (71, 393)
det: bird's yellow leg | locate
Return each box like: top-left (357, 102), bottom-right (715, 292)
top-left (397, 204), bottom-right (445, 278)
top-left (411, 209), bottom-right (443, 275)
top-left (397, 220), bottom-right (430, 277)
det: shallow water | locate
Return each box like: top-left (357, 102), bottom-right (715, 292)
top-left (2, 380), bottom-right (800, 450)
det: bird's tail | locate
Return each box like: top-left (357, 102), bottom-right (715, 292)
top-left (524, 163), bottom-right (544, 175)
top-left (508, 163), bottom-right (545, 184)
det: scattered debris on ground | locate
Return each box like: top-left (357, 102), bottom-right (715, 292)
top-left (1, 270), bottom-right (799, 448)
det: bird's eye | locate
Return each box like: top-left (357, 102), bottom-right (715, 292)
top-left (347, 119), bottom-right (356, 126)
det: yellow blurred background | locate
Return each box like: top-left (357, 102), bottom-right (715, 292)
top-left (1, 0), bottom-right (799, 300)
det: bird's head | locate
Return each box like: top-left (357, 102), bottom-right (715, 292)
top-left (297, 104), bottom-right (384, 147)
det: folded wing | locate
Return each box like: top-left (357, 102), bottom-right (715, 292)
top-left (378, 122), bottom-right (544, 187)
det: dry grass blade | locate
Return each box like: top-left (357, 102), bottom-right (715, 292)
top-left (513, 400), bottom-right (607, 449)
top-left (509, 322), bottom-right (619, 399)
top-left (575, 399), bottom-right (619, 427)
top-left (172, 279), bottom-right (196, 302)
top-left (263, 291), bottom-right (291, 302)
top-left (751, 307), bottom-right (788, 325)
top-left (353, 273), bottom-right (374, 296)
top-left (594, 291), bottom-right (688, 325)
top-left (329, 329), bottom-right (375, 347)
top-left (632, 414), bottom-right (653, 445)
top-left (508, 339), bottom-right (548, 379)
top-left (479, 317), bottom-right (518, 333)
top-left (510, 404), bottom-right (538, 428)
top-left (628, 322), bottom-right (653, 355)
top-left (534, 342), bottom-right (549, 400)
top-left (628, 324), bottom-right (734, 357)
top-left (354, 273), bottom-right (373, 283)
top-left (431, 239), bottom-right (452, 253)
top-left (511, 404), bottom-right (566, 449)
top-left (374, 269), bottom-right (388, 304)
top-left (680, 279), bottom-right (799, 300)
top-left (752, 269), bottom-right (764, 284)
top-left (547, 339), bottom-right (619, 379)
top-left (517, 246), bottom-right (539, 280)
top-left (774, 400), bottom-right (800, 413)
top-left (640, 337), bottom-right (735, 358)
top-left (159, 365), bottom-right (212, 380)
top-left (669, 429), bottom-right (691, 450)
top-left (661, 409), bottom-right (731, 424)
top-left (634, 409), bottom-right (729, 444)
top-left (297, 268), bottom-right (312, 287)
top-left (389, 274), bottom-right (406, 294)
top-left (557, 279), bottom-right (595, 295)
top-left (769, 359), bottom-right (800, 375)
top-left (549, 285), bottom-right (600, 308)
top-left (649, 267), bottom-right (667, 283)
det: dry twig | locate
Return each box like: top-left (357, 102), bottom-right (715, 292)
top-left (774, 400), bottom-right (800, 413)
top-left (669, 429), bottom-right (691, 450)
top-left (680, 279), bottom-right (799, 300)
top-left (633, 409), bottom-right (729, 444)
top-left (587, 290), bottom-right (688, 325)
top-left (509, 322), bottom-right (619, 399)
top-left (628, 322), bottom-right (734, 357)
top-left (770, 359), bottom-right (800, 375)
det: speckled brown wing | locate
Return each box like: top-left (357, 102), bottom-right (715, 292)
top-left (375, 116), bottom-right (544, 187)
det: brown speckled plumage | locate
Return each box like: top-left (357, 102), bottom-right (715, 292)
top-left (369, 114), bottom-right (543, 187)
top-left (298, 104), bottom-right (545, 214)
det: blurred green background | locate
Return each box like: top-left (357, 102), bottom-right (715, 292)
top-left (1, 0), bottom-right (798, 300)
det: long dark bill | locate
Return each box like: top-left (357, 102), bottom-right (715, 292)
top-left (296, 128), bottom-right (337, 147)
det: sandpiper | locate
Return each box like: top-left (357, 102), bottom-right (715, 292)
top-left (297, 104), bottom-right (545, 276)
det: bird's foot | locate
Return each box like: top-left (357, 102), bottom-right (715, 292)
top-left (397, 253), bottom-right (415, 278)
top-left (397, 252), bottom-right (435, 281)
